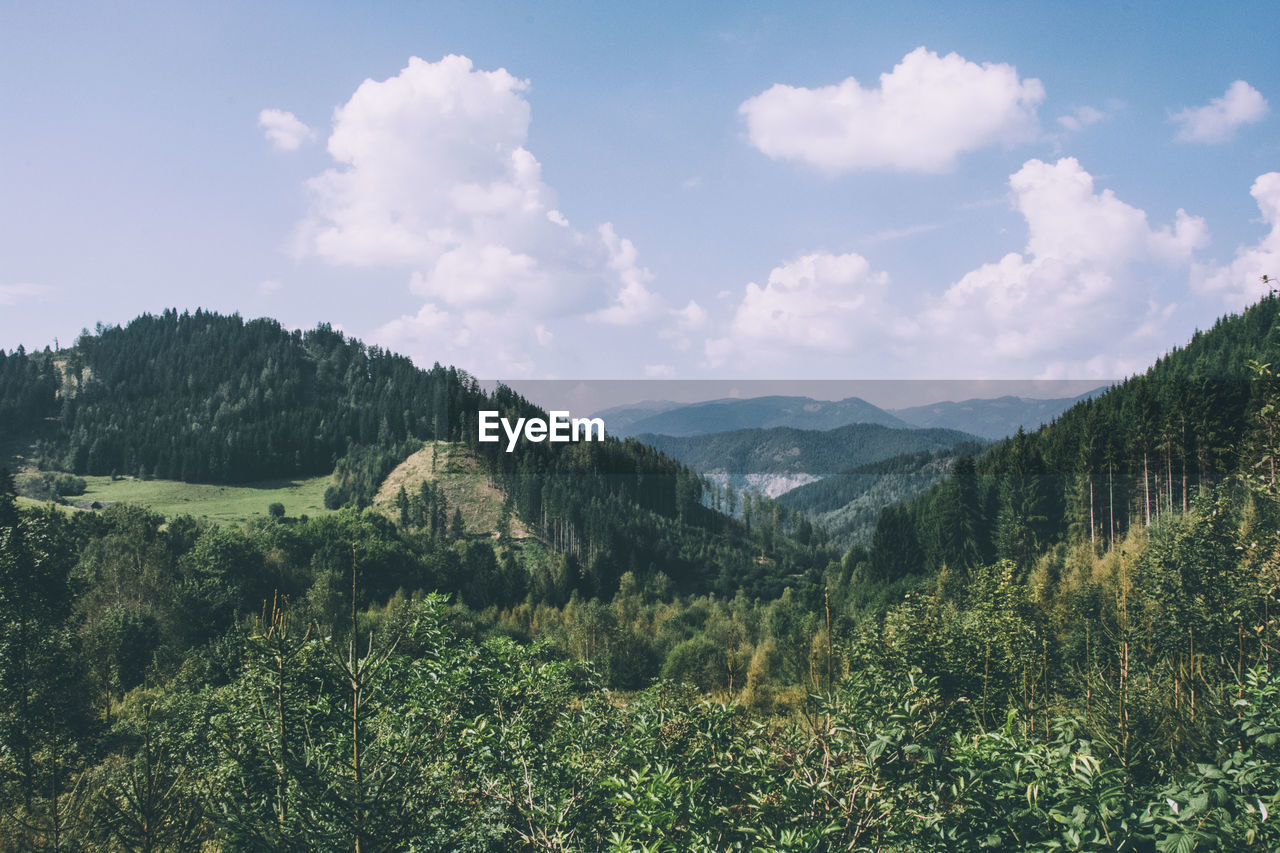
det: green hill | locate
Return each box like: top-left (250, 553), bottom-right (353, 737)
top-left (371, 441), bottom-right (532, 541)
top-left (865, 295), bottom-right (1280, 584)
top-left (0, 309), bottom-right (835, 602)
top-left (777, 446), bottom-right (983, 549)
top-left (637, 422), bottom-right (982, 498)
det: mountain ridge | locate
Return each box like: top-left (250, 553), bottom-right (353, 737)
top-left (603, 395), bottom-right (909, 437)
top-left (889, 388), bottom-right (1108, 439)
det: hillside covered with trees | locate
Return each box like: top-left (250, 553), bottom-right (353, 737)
top-left (636, 422), bottom-right (981, 500)
top-left (3, 299), bottom-right (1280, 848)
top-left (778, 443), bottom-right (986, 549)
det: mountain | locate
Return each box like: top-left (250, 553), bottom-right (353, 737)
top-left (866, 296), bottom-right (1280, 584)
top-left (636, 422), bottom-right (983, 499)
top-left (889, 388), bottom-right (1107, 439)
top-left (590, 400), bottom-right (688, 435)
top-left (777, 445), bottom-right (985, 549)
top-left (607, 395), bottom-right (909, 437)
top-left (0, 309), bottom-right (837, 602)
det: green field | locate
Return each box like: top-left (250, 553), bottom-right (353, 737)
top-left (48, 474), bottom-right (335, 523)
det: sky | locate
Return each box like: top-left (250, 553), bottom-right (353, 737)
top-left (1, 1), bottom-right (1277, 393)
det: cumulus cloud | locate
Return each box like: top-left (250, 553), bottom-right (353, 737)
top-left (295, 55), bottom-right (667, 376)
top-left (1198, 172), bottom-right (1280, 302)
top-left (377, 302), bottom-right (545, 378)
top-left (672, 300), bottom-right (707, 331)
top-left (922, 157), bottom-right (1207, 366)
top-left (258, 108), bottom-right (315, 151)
top-left (739, 47), bottom-right (1044, 174)
top-left (1172, 81), bottom-right (1268, 144)
top-left (705, 252), bottom-right (892, 367)
top-left (658, 299), bottom-right (709, 353)
top-left (699, 159), bottom-right (1241, 378)
top-left (588, 223), bottom-right (664, 325)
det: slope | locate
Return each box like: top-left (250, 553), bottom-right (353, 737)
top-left (0, 309), bottom-right (839, 603)
top-left (637, 422), bottom-right (982, 498)
top-left (372, 440), bottom-right (532, 541)
top-left (778, 445), bottom-right (984, 549)
top-left (864, 295), bottom-right (1280, 585)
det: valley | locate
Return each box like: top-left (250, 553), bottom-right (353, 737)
top-left (2, 299), bottom-right (1280, 848)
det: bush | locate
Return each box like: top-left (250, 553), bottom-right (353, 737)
top-left (323, 485), bottom-right (345, 510)
top-left (15, 470), bottom-right (87, 501)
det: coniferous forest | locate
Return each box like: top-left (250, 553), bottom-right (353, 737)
top-left (3, 301), bottom-right (1280, 849)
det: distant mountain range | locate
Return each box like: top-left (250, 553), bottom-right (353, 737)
top-left (636, 422), bottom-right (983, 499)
top-left (889, 389), bottom-right (1106, 440)
top-left (600, 396), bottom-right (909, 437)
top-left (606, 389), bottom-right (1097, 542)
top-left (597, 389), bottom-right (1108, 442)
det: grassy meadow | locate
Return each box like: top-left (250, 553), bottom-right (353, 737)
top-left (46, 473), bottom-right (334, 523)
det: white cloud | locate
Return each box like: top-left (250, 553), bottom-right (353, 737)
top-left (1198, 172), bottom-right (1280, 302)
top-left (295, 55), bottom-right (669, 376)
top-left (1172, 80), bottom-right (1268, 144)
top-left (1036, 353), bottom-right (1149, 382)
top-left (672, 300), bottom-right (707, 331)
top-left (588, 223), bottom-right (664, 325)
top-left (922, 157), bottom-right (1207, 367)
top-left (1056, 104), bottom-right (1106, 133)
top-left (258, 108), bottom-right (314, 151)
top-left (644, 364), bottom-right (675, 378)
top-left (377, 303), bottom-right (541, 377)
top-left (739, 46), bottom-right (1044, 174)
top-left (659, 300), bottom-right (709, 353)
top-left (705, 252), bottom-right (892, 367)
top-left (257, 279), bottom-right (283, 296)
top-left (0, 283), bottom-right (55, 306)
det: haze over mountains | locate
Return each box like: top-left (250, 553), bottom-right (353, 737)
top-left (599, 396), bottom-right (908, 437)
top-left (890, 389), bottom-right (1106, 439)
top-left (599, 389), bottom-right (1108, 441)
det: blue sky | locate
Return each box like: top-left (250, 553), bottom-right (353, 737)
top-left (1, 1), bottom-right (1277, 387)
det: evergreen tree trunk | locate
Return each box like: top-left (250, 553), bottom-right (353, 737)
top-left (1108, 462), bottom-right (1115, 543)
top-left (1143, 453), bottom-right (1151, 527)
top-left (1089, 475), bottom-right (1096, 545)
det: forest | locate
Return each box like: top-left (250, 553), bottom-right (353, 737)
top-left (2, 300), bottom-right (1280, 849)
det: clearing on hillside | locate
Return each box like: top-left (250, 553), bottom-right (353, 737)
top-left (374, 441), bottom-right (532, 541)
top-left (26, 474), bottom-right (334, 523)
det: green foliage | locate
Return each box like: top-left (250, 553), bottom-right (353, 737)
top-left (4, 300), bottom-right (1280, 848)
top-left (1145, 667), bottom-right (1280, 850)
top-left (4, 310), bottom-right (842, 604)
top-left (14, 471), bottom-right (86, 503)
top-left (640, 422), bottom-right (982, 504)
top-left (328, 440), bottom-right (420, 509)
top-left (779, 444), bottom-right (985, 549)
top-left (868, 296), bottom-right (1280, 581)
